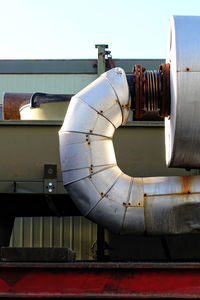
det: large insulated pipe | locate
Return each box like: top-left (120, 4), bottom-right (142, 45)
top-left (165, 16), bottom-right (200, 168)
top-left (59, 66), bottom-right (200, 235)
top-left (59, 16), bottom-right (200, 235)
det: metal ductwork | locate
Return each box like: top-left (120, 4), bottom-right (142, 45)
top-left (59, 16), bottom-right (200, 235)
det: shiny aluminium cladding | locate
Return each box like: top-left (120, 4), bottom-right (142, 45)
top-left (59, 67), bottom-right (200, 236)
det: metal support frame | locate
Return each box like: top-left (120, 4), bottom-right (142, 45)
top-left (94, 45), bottom-right (109, 260)
top-left (95, 44), bottom-right (108, 76)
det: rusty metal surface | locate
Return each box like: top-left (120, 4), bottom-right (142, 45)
top-left (106, 50), bottom-right (115, 69)
top-left (133, 64), bottom-right (145, 119)
top-left (144, 175), bottom-right (200, 234)
top-left (144, 70), bottom-right (161, 116)
top-left (159, 63), bottom-right (170, 117)
top-left (0, 262), bottom-right (200, 297)
top-left (132, 63), bottom-right (170, 120)
top-left (3, 93), bottom-right (32, 120)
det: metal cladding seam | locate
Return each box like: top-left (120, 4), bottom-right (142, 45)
top-left (59, 67), bottom-right (200, 235)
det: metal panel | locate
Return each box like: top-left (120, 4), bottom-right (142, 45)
top-left (166, 16), bottom-right (200, 168)
top-left (10, 216), bottom-right (97, 261)
top-left (0, 59), bottom-right (98, 74)
top-left (0, 74), bottom-right (98, 104)
top-left (0, 59), bottom-right (164, 74)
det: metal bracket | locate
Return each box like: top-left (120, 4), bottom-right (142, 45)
top-left (43, 164), bottom-right (57, 194)
top-left (95, 44), bottom-right (108, 76)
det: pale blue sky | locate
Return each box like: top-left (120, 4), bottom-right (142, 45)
top-left (1, 0), bottom-right (200, 59)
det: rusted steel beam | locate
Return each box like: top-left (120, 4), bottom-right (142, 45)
top-left (0, 262), bottom-right (200, 298)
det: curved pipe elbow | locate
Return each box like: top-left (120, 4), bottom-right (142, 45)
top-left (59, 67), bottom-right (144, 235)
top-left (59, 67), bottom-right (200, 235)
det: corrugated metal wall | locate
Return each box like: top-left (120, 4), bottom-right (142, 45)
top-left (10, 217), bottom-right (97, 260)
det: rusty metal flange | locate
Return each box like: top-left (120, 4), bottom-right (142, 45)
top-left (159, 63), bottom-right (170, 117)
top-left (133, 64), bottom-right (146, 119)
top-left (132, 63), bottom-right (170, 120)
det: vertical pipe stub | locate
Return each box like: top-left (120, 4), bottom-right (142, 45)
top-left (95, 44), bottom-right (108, 76)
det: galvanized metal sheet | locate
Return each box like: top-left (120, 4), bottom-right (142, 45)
top-left (144, 175), bottom-right (200, 196)
top-left (90, 140), bottom-right (116, 166)
top-left (76, 76), bottom-right (122, 127)
top-left (121, 207), bottom-right (145, 235)
top-left (87, 197), bottom-right (126, 234)
top-left (90, 166), bottom-right (122, 195)
top-left (107, 174), bottom-right (132, 205)
top-left (145, 194), bottom-right (200, 234)
top-left (66, 178), bottom-right (102, 216)
top-left (130, 178), bottom-right (144, 206)
top-left (60, 138), bottom-right (116, 174)
top-left (65, 166), bottom-right (122, 216)
top-left (59, 132), bottom-right (108, 146)
top-left (168, 16), bottom-right (200, 72)
top-left (60, 142), bottom-right (91, 171)
top-left (62, 165), bottom-right (117, 186)
top-left (62, 168), bottom-right (91, 185)
top-left (103, 67), bottom-right (131, 124)
top-left (60, 97), bottom-right (115, 137)
top-left (144, 176), bottom-right (181, 196)
top-left (60, 66), bottom-right (200, 235)
top-left (166, 16), bottom-right (200, 168)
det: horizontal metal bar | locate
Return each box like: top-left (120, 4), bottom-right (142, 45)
top-left (0, 59), bottom-right (98, 74)
top-left (2, 261), bottom-right (200, 268)
top-left (0, 59), bottom-right (165, 74)
top-left (123, 121), bottom-right (164, 127)
top-left (0, 120), bottom-right (164, 127)
top-left (0, 262), bottom-right (199, 298)
top-left (0, 120), bottom-right (63, 126)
